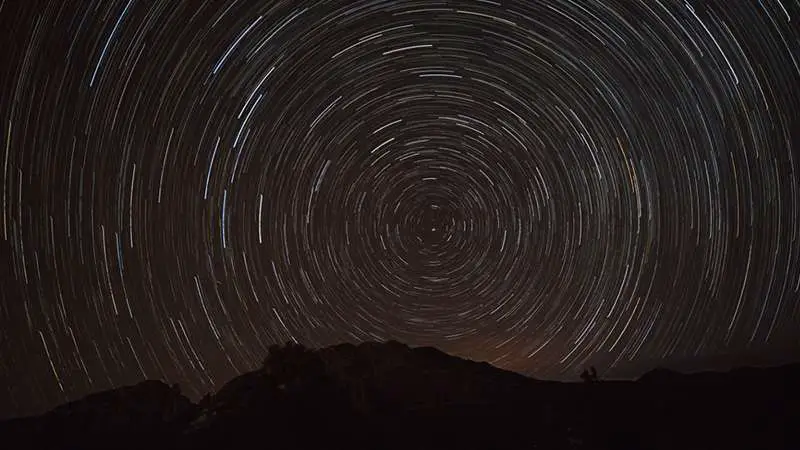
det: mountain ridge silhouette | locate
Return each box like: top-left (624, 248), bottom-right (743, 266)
top-left (1, 340), bottom-right (797, 450)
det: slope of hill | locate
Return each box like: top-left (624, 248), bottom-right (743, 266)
top-left (1, 341), bottom-right (797, 450)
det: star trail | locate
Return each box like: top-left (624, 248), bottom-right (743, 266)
top-left (1, 0), bottom-right (799, 418)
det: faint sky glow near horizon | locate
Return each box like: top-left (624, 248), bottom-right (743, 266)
top-left (0, 0), bottom-right (798, 419)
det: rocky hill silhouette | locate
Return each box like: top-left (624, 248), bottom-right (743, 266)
top-left (1, 341), bottom-right (797, 450)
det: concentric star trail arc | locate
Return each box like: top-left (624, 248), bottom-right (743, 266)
top-left (0, 0), bottom-right (798, 419)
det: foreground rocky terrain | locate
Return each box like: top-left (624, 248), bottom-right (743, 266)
top-left (1, 341), bottom-right (797, 449)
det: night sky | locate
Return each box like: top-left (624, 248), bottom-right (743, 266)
top-left (1, 0), bottom-right (799, 419)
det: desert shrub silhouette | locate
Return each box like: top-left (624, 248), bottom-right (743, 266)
top-left (580, 366), bottom-right (599, 383)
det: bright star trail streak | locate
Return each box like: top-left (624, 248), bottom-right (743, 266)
top-left (1, 0), bottom-right (799, 418)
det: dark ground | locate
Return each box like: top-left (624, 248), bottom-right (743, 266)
top-left (1, 341), bottom-right (797, 450)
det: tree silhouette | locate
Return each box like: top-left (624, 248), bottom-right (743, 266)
top-left (580, 366), bottom-right (599, 383)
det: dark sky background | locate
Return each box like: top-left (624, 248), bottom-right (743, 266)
top-left (1, 0), bottom-right (799, 419)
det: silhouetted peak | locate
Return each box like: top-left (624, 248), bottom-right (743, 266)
top-left (638, 367), bottom-right (681, 383)
top-left (48, 380), bottom-right (194, 421)
top-left (323, 339), bottom-right (409, 355)
top-left (3, 343), bottom-right (798, 450)
top-left (0, 380), bottom-right (198, 450)
top-left (207, 371), bottom-right (271, 408)
top-left (638, 362), bottom-right (800, 386)
top-left (319, 340), bottom-right (491, 370)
